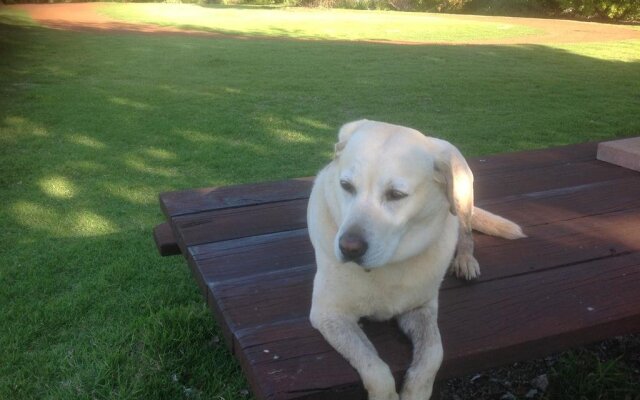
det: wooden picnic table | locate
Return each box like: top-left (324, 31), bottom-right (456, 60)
top-left (154, 141), bottom-right (640, 400)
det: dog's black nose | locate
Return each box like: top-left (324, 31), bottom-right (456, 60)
top-left (339, 233), bottom-right (368, 262)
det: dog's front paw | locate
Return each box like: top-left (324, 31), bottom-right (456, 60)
top-left (365, 365), bottom-right (399, 400)
top-left (400, 385), bottom-right (433, 400)
top-left (451, 253), bottom-right (480, 280)
top-left (370, 391), bottom-right (400, 400)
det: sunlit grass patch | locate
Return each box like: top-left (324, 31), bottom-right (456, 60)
top-left (100, 3), bottom-right (542, 42)
top-left (550, 39), bottom-right (640, 62)
top-left (39, 175), bottom-right (76, 199)
top-left (11, 201), bottom-right (119, 237)
top-left (143, 147), bottom-right (177, 160)
top-left (104, 183), bottom-right (158, 205)
top-left (1, 116), bottom-right (49, 143)
top-left (0, 7), bottom-right (35, 27)
top-left (109, 96), bottom-right (154, 110)
top-left (66, 134), bottom-right (107, 150)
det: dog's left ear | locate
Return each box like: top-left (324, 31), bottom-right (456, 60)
top-left (433, 145), bottom-right (474, 233)
top-left (334, 119), bottom-right (370, 159)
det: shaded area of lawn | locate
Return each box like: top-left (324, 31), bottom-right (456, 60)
top-left (1, 11), bottom-right (639, 399)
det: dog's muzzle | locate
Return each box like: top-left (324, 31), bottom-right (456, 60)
top-left (338, 232), bottom-right (368, 263)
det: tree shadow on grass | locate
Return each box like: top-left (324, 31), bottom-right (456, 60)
top-left (0, 18), bottom-right (639, 399)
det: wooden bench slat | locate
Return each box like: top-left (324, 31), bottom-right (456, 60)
top-left (174, 199), bottom-right (308, 248)
top-left (160, 143), bottom-right (598, 221)
top-left (210, 264), bottom-right (314, 343)
top-left (171, 160), bottom-right (636, 250)
top-left (233, 252), bottom-right (640, 400)
top-left (175, 174), bottom-right (640, 267)
top-left (155, 175), bottom-right (640, 257)
top-left (473, 159), bottom-right (637, 203)
top-left (477, 176), bottom-right (640, 225)
top-left (191, 229), bottom-right (313, 283)
top-left (465, 142), bottom-right (597, 176)
top-left (160, 177), bottom-right (314, 218)
top-left (188, 178), bottom-right (640, 294)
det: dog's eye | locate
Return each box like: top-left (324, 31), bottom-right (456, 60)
top-left (386, 189), bottom-right (408, 201)
top-left (340, 180), bottom-right (355, 194)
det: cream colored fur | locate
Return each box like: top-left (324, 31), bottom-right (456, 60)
top-left (307, 120), bottom-right (525, 400)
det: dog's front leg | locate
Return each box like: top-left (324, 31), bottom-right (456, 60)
top-left (398, 300), bottom-right (443, 400)
top-left (310, 311), bottom-right (399, 400)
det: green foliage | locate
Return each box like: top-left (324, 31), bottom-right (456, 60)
top-left (557, 0), bottom-right (640, 20)
top-left (464, 0), bottom-right (559, 16)
top-left (279, 0), bottom-right (392, 9)
top-left (279, 0), bottom-right (639, 19)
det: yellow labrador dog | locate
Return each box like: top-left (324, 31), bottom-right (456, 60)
top-left (307, 120), bottom-right (525, 400)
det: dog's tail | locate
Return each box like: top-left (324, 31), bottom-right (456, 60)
top-left (472, 207), bottom-right (526, 239)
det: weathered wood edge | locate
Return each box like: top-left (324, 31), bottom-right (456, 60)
top-left (153, 222), bottom-right (181, 256)
top-left (597, 136), bottom-right (640, 172)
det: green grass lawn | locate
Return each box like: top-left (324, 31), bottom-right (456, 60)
top-left (1, 4), bottom-right (639, 399)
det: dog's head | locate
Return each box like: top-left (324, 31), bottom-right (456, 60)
top-left (329, 119), bottom-right (473, 269)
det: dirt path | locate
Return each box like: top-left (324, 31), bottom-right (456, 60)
top-left (13, 3), bottom-right (219, 36)
top-left (11, 2), bottom-right (640, 45)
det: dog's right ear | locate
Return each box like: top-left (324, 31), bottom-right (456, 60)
top-left (433, 144), bottom-right (474, 234)
top-left (334, 119), bottom-right (369, 159)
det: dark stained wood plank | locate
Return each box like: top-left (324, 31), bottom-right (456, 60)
top-left (153, 222), bottom-right (181, 257)
top-left (187, 175), bottom-right (640, 288)
top-left (439, 255), bottom-right (640, 378)
top-left (171, 160), bottom-right (637, 250)
top-left (233, 252), bottom-right (640, 400)
top-left (210, 264), bottom-right (314, 341)
top-left (477, 176), bottom-right (640, 225)
top-left (185, 230), bottom-right (315, 345)
top-left (236, 320), bottom-right (413, 400)
top-left (466, 141), bottom-right (597, 175)
top-left (184, 175), bottom-right (640, 284)
top-left (160, 177), bottom-right (313, 218)
top-left (185, 230), bottom-right (313, 344)
top-left (173, 199), bottom-right (308, 248)
top-left (190, 229), bottom-right (313, 284)
top-left (473, 159), bottom-right (637, 203)
top-left (159, 143), bottom-right (598, 221)
top-left (464, 205), bottom-right (640, 283)
top-left (180, 177), bottom-right (640, 281)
